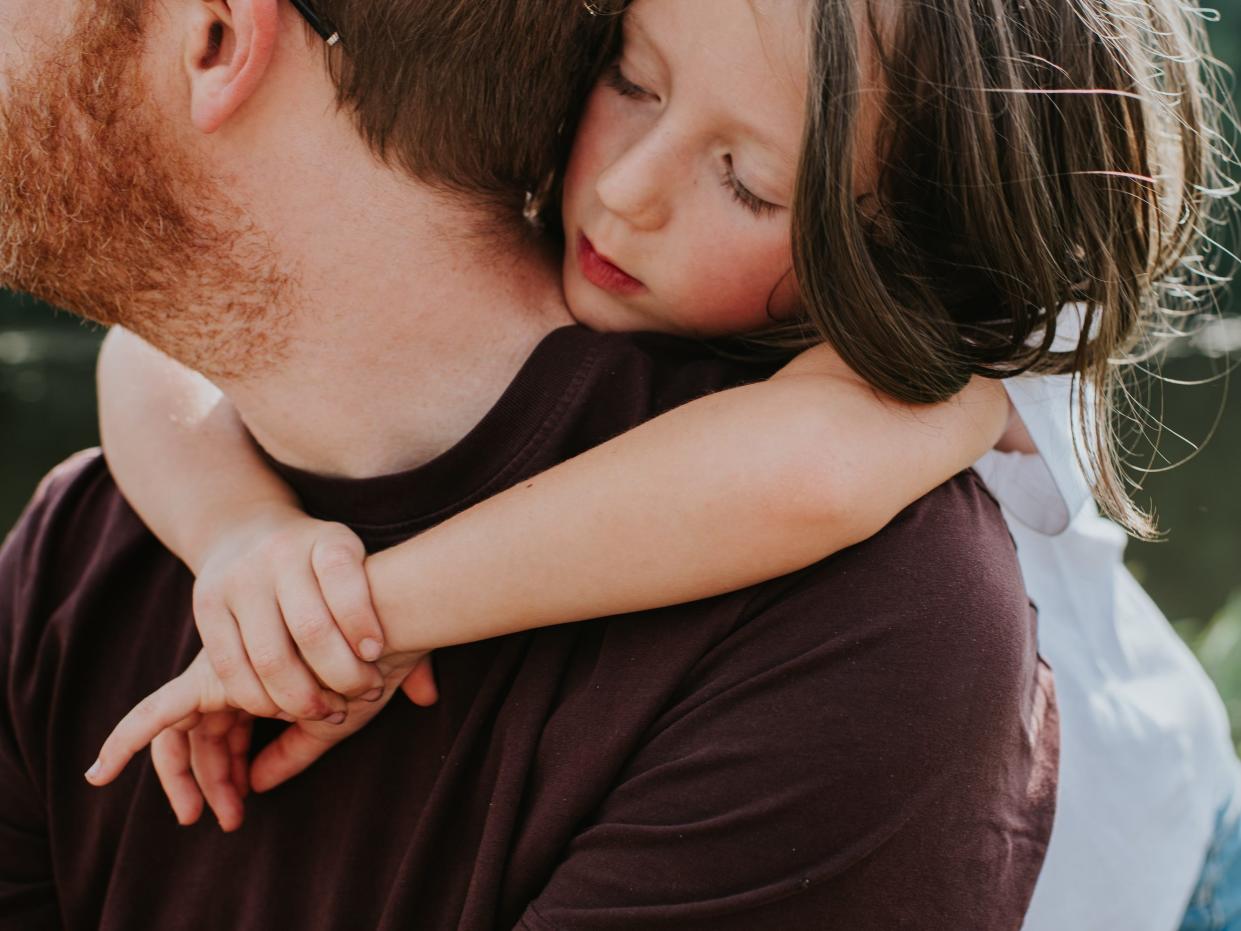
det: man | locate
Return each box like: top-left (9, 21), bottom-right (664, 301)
top-left (0, 1), bottom-right (1057, 928)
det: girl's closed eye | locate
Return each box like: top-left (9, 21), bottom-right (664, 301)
top-left (722, 154), bottom-right (782, 219)
top-left (604, 61), bottom-right (656, 102)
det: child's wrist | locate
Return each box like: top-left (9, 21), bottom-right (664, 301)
top-left (188, 499), bottom-right (305, 576)
top-left (366, 548), bottom-right (447, 656)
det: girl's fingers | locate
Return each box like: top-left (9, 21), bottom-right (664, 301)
top-left (276, 567), bottom-right (383, 700)
top-left (234, 589), bottom-right (346, 722)
top-left (193, 586), bottom-right (282, 718)
top-left (151, 729), bottom-right (204, 826)
top-left (171, 711), bottom-right (205, 733)
top-left (189, 714), bottom-right (246, 832)
top-left (228, 715), bottom-right (254, 800)
top-left (400, 656), bottom-right (439, 707)
top-left (86, 671), bottom-right (205, 786)
top-left (310, 530), bottom-right (386, 663)
top-left (249, 714), bottom-right (373, 794)
top-left (250, 679), bottom-right (394, 792)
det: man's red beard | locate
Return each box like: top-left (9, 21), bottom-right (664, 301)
top-left (0, 4), bottom-right (291, 381)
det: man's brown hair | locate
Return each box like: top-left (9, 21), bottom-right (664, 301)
top-left (311, 0), bottom-right (618, 222)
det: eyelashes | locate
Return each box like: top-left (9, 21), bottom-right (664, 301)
top-left (603, 60), bottom-right (652, 100)
top-left (723, 156), bottom-right (780, 218)
top-left (602, 61), bottom-right (783, 220)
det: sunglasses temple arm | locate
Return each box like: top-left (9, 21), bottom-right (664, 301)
top-left (289, 0), bottom-right (341, 46)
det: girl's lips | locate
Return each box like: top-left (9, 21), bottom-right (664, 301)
top-left (577, 233), bottom-right (646, 296)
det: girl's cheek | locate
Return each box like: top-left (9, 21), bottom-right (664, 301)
top-left (679, 236), bottom-right (795, 334)
top-left (678, 274), bottom-right (788, 335)
top-left (769, 267), bottom-right (802, 321)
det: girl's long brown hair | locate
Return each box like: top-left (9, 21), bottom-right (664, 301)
top-left (783, 0), bottom-right (1236, 535)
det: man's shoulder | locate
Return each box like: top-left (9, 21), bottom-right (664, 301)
top-left (1, 449), bottom-right (153, 633)
top-left (687, 468), bottom-right (1048, 822)
top-left (641, 468), bottom-right (1035, 756)
top-left (742, 469), bottom-right (1028, 649)
top-left (10, 447), bottom-right (112, 521)
top-left (4, 448), bottom-right (133, 558)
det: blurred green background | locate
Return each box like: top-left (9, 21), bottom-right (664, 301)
top-left (1, 10), bottom-right (1240, 739)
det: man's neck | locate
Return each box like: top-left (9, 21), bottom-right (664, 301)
top-left (215, 176), bottom-right (574, 479)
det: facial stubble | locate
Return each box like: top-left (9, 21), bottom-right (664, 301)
top-left (0, 4), bottom-right (291, 381)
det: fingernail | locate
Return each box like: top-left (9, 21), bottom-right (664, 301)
top-left (84, 760), bottom-right (102, 781)
top-left (327, 711), bottom-right (347, 725)
top-left (359, 638), bottom-right (383, 661)
top-left (276, 713), bottom-right (296, 723)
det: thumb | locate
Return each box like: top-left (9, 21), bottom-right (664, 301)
top-left (250, 722), bottom-right (349, 793)
top-left (399, 656), bottom-right (438, 707)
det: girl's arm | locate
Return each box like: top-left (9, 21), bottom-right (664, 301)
top-left (97, 327), bottom-right (301, 576)
top-left (100, 326), bottom-right (1006, 677)
top-left (91, 331), bottom-right (1007, 819)
top-left (368, 346), bottom-right (1008, 653)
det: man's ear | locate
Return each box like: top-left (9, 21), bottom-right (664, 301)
top-left (186, 0), bottom-right (281, 133)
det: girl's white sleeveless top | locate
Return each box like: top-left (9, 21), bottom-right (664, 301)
top-left (977, 373), bottom-right (1238, 931)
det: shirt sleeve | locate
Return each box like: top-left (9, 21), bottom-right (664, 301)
top-left (982, 373), bottom-right (1095, 536)
top-left (0, 476), bottom-right (61, 930)
top-left (517, 479), bottom-right (1053, 930)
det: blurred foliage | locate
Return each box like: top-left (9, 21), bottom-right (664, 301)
top-left (1127, 350), bottom-right (1241, 628)
top-left (0, 296), bottom-right (104, 536)
top-left (1179, 592), bottom-right (1241, 751)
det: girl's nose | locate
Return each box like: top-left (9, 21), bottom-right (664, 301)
top-left (594, 133), bottom-right (675, 232)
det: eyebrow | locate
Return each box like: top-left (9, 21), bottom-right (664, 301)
top-left (619, 13), bottom-right (664, 78)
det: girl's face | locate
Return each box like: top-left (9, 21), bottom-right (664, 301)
top-left (561, 0), bottom-right (809, 337)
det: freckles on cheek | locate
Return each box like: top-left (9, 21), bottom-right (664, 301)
top-left (562, 130), bottom-right (597, 204)
top-left (567, 89), bottom-right (621, 175)
top-left (560, 127), bottom-right (597, 213)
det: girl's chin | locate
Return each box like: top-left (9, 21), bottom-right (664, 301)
top-left (566, 281), bottom-right (657, 334)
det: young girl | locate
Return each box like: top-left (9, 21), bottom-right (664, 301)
top-left (88, 0), bottom-right (1237, 926)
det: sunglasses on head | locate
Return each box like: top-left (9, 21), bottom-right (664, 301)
top-left (289, 0), bottom-right (341, 47)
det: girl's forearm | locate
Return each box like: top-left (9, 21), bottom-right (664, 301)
top-left (97, 328), bottom-right (300, 574)
top-left (368, 363), bottom-right (1008, 654)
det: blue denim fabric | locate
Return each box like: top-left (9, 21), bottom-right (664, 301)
top-left (1180, 787), bottom-right (1241, 931)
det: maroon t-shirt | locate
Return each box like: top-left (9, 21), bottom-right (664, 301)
top-left (0, 326), bottom-right (1057, 930)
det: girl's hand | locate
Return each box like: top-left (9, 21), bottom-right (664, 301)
top-left (86, 651), bottom-right (255, 831)
top-left (247, 651), bottom-right (435, 795)
top-left (151, 707), bottom-right (255, 832)
top-left (85, 649), bottom-right (438, 830)
top-left (192, 506), bottom-right (392, 721)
